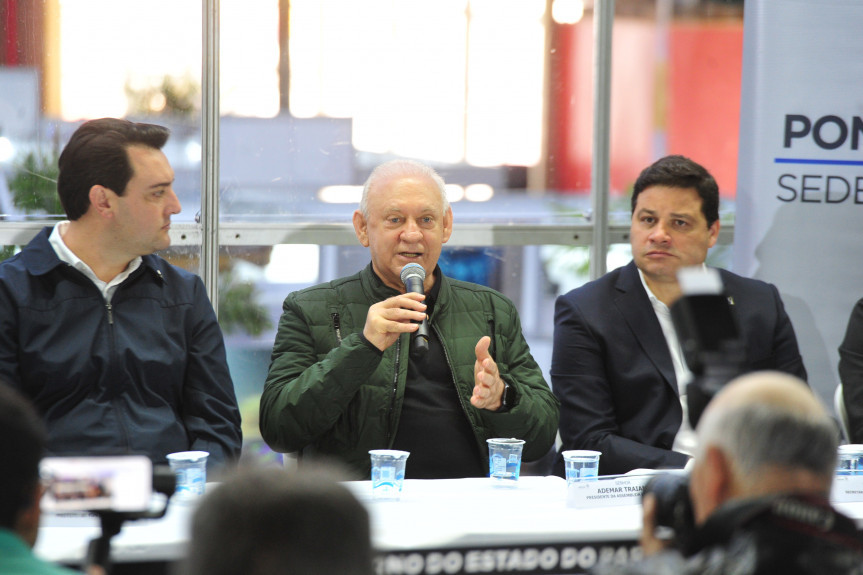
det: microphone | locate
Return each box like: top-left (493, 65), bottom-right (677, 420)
top-left (400, 263), bottom-right (430, 357)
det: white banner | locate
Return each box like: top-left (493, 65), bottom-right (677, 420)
top-left (733, 0), bottom-right (863, 406)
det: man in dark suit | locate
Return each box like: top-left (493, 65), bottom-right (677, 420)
top-left (551, 155), bottom-right (807, 476)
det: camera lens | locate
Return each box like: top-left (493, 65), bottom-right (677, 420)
top-left (643, 472), bottom-right (697, 553)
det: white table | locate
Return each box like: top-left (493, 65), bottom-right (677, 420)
top-left (35, 476), bottom-right (643, 574)
top-left (36, 495), bottom-right (194, 567)
top-left (348, 476), bottom-right (644, 574)
top-left (34, 475), bottom-right (863, 575)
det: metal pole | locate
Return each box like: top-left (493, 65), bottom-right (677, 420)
top-left (589, 0), bottom-right (614, 280)
top-left (201, 0), bottom-right (220, 311)
top-left (531, 0), bottom-right (554, 192)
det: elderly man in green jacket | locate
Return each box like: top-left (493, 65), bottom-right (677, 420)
top-left (260, 159), bottom-right (559, 479)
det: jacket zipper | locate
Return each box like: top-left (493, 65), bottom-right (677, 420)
top-left (105, 297), bottom-right (131, 450)
top-left (386, 338), bottom-right (401, 445)
top-left (331, 312), bottom-right (342, 344)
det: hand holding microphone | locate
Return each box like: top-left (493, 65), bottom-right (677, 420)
top-left (400, 263), bottom-right (430, 357)
top-left (360, 266), bottom-right (428, 352)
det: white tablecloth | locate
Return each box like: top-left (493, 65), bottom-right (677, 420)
top-left (34, 475), bottom-right (863, 570)
top-left (35, 476), bottom-right (641, 566)
top-left (346, 476), bottom-right (641, 551)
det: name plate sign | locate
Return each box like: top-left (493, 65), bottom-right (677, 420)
top-left (831, 474), bottom-right (863, 503)
top-left (566, 474), bottom-right (653, 509)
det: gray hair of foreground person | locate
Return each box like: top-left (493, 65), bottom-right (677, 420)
top-left (694, 371), bottom-right (838, 495)
top-left (182, 465), bottom-right (374, 575)
top-left (359, 158), bottom-right (450, 218)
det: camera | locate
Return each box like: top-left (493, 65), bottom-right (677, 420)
top-left (641, 268), bottom-right (746, 555)
top-left (40, 455), bottom-right (154, 513)
top-left (642, 471), bottom-right (697, 555)
top-left (671, 267), bottom-right (745, 429)
top-left (39, 454), bottom-right (176, 573)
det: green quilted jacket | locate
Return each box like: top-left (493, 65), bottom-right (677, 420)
top-left (259, 264), bottom-right (560, 477)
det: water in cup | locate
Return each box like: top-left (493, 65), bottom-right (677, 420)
top-left (562, 450), bottom-right (601, 484)
top-left (487, 438), bottom-right (525, 485)
top-left (369, 449), bottom-right (410, 500)
top-left (837, 445), bottom-right (863, 475)
top-left (166, 450), bottom-right (209, 501)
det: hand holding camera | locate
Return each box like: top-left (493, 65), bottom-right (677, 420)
top-left (640, 472), bottom-right (697, 556)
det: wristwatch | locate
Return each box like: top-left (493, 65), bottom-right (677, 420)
top-left (498, 381), bottom-right (513, 412)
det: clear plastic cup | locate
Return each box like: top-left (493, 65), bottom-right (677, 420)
top-left (837, 444), bottom-right (863, 475)
top-left (562, 450), bottom-right (601, 484)
top-left (166, 451), bottom-right (209, 501)
top-left (369, 450), bottom-right (410, 501)
top-left (487, 438), bottom-right (526, 486)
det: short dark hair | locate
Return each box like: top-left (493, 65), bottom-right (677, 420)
top-left (184, 465), bottom-right (374, 575)
top-left (57, 118), bottom-right (170, 220)
top-left (0, 384), bottom-right (46, 529)
top-left (631, 155), bottom-right (720, 227)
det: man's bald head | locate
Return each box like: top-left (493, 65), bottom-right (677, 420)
top-left (696, 371), bottom-right (838, 489)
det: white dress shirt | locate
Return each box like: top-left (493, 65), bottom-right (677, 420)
top-left (48, 221), bottom-right (142, 303)
top-left (637, 268), bottom-right (697, 458)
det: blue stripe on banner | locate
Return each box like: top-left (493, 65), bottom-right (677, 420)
top-left (774, 158), bottom-right (863, 166)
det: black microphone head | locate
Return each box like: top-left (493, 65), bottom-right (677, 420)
top-left (400, 263), bottom-right (426, 286)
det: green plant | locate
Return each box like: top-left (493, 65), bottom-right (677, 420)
top-left (218, 268), bottom-right (273, 336)
top-left (0, 246), bottom-right (16, 263)
top-left (125, 75), bottom-right (200, 118)
top-left (8, 152), bottom-right (62, 215)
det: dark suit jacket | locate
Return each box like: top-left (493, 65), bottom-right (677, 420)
top-left (551, 261), bottom-right (807, 476)
top-left (839, 297), bottom-right (863, 443)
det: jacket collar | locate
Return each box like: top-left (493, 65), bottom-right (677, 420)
top-left (21, 226), bottom-right (167, 282)
top-left (359, 262), bottom-right (449, 310)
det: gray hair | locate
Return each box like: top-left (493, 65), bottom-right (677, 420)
top-left (696, 396), bottom-right (838, 486)
top-left (359, 159), bottom-right (449, 218)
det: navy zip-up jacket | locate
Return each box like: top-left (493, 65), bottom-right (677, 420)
top-left (0, 227), bottom-right (242, 467)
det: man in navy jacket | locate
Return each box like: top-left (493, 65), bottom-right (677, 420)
top-left (552, 155), bottom-right (806, 476)
top-left (0, 118), bottom-right (241, 468)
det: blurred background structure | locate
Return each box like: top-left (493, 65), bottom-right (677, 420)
top-left (0, 0), bottom-right (746, 463)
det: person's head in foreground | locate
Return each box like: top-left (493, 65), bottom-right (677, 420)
top-left (687, 370), bottom-right (837, 526)
top-left (0, 383), bottom-right (46, 547)
top-left (623, 370), bottom-right (863, 575)
top-left (183, 465), bottom-right (373, 575)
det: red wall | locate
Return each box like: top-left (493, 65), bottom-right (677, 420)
top-left (547, 17), bottom-right (743, 198)
top-left (667, 22), bottom-right (742, 197)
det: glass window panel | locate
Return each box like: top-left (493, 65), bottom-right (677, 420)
top-left (221, 0), bottom-right (280, 117)
top-left (465, 0), bottom-right (546, 167)
top-left (59, 0), bottom-right (202, 121)
top-left (549, 0), bottom-right (743, 207)
top-left (0, 0), bottom-right (746, 465)
top-left (1, 0), bottom-right (204, 226)
top-left (287, 0), bottom-right (546, 165)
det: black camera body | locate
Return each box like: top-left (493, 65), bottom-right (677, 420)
top-left (642, 472), bottom-right (697, 555)
top-left (642, 268), bottom-right (747, 555)
top-left (670, 289), bottom-right (744, 430)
